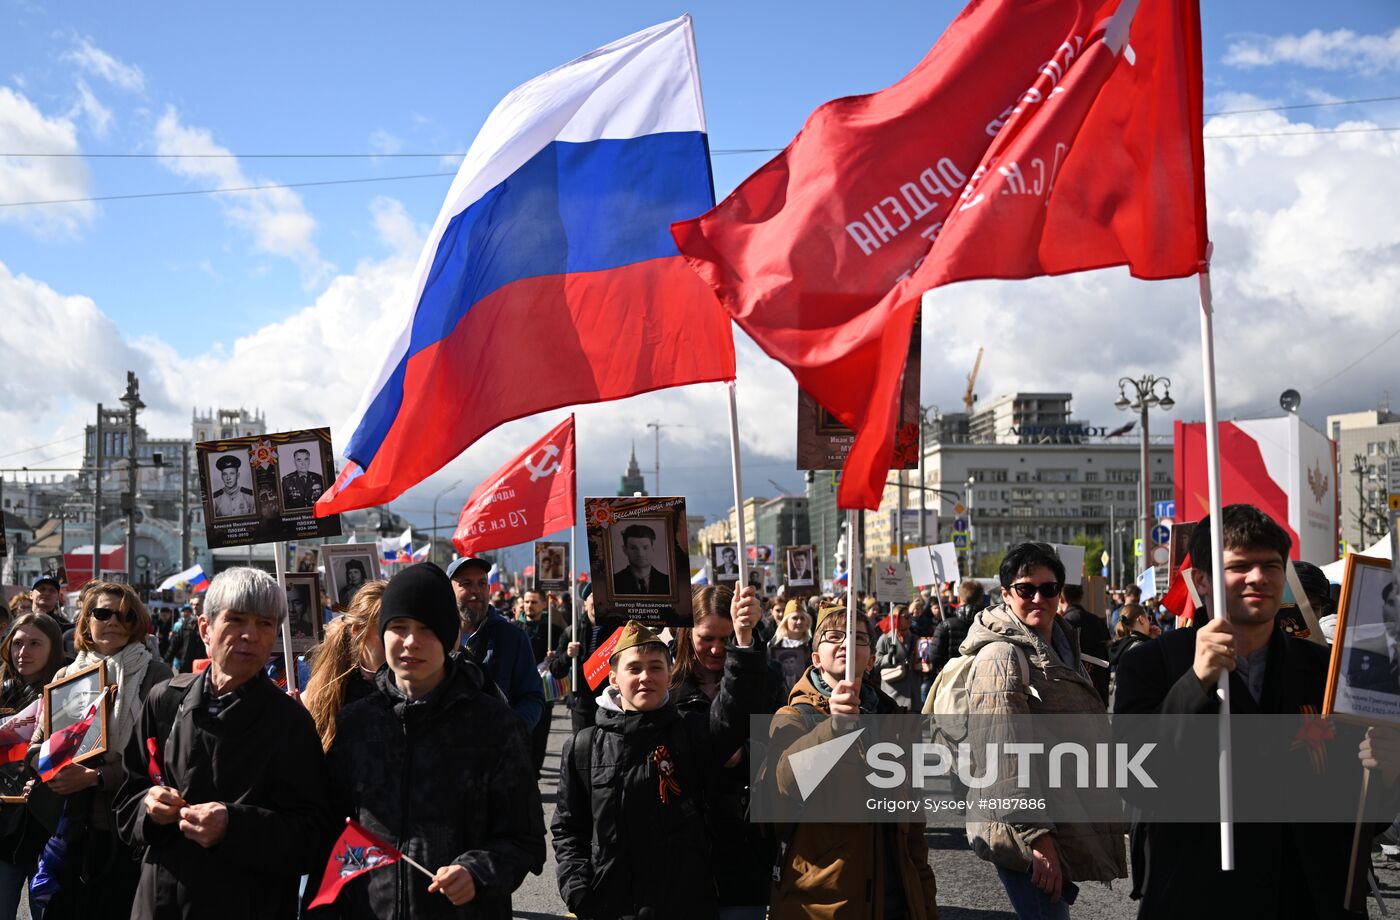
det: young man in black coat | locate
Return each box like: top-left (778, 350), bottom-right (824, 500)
top-left (114, 567), bottom-right (336, 920)
top-left (327, 563), bottom-right (545, 919)
top-left (1114, 504), bottom-right (1400, 919)
top-left (1059, 582), bottom-right (1110, 705)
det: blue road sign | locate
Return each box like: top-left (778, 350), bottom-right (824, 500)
top-left (952, 532), bottom-right (969, 550)
top-left (953, 517), bottom-right (968, 531)
top-left (1151, 523), bottom-right (1171, 545)
top-left (1154, 500), bottom-right (1175, 520)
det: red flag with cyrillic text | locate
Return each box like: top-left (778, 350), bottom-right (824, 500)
top-left (673, 0), bottom-right (1208, 509)
top-left (452, 415), bottom-right (576, 557)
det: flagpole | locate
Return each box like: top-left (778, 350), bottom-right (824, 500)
top-left (726, 382), bottom-right (750, 594)
top-left (1197, 248), bottom-right (1232, 871)
top-left (273, 540), bottom-right (298, 695)
top-left (846, 509), bottom-right (859, 683)
top-left (570, 413), bottom-right (581, 695)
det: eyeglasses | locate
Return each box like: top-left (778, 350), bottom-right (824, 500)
top-left (91, 606), bottom-right (135, 624)
top-left (817, 630), bottom-right (871, 648)
top-left (1007, 581), bottom-right (1062, 601)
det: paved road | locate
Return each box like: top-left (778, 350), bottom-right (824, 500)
top-left (513, 705), bottom-right (1400, 919)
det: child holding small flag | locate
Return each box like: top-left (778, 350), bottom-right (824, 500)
top-left (551, 590), bottom-right (765, 919)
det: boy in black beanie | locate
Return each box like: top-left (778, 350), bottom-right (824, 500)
top-left (324, 563), bottom-right (545, 918)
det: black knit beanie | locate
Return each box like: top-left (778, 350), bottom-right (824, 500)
top-left (380, 563), bottom-right (460, 653)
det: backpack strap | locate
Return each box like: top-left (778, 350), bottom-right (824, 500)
top-left (151, 673), bottom-right (200, 785)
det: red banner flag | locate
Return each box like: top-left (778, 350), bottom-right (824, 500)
top-left (0, 699), bottom-right (41, 766)
top-left (452, 415), bottom-right (577, 558)
top-left (584, 627), bottom-right (624, 691)
top-left (673, 0), bottom-right (1207, 509)
top-left (308, 820), bottom-right (404, 908)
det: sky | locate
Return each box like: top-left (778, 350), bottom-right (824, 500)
top-left (2, 1), bottom-right (1399, 564)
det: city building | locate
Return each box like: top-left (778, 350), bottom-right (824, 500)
top-left (617, 443), bottom-right (647, 496)
top-left (1327, 401), bottom-right (1400, 550)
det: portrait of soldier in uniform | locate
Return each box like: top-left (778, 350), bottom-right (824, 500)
top-left (209, 453), bottom-right (256, 519)
top-left (279, 444), bottom-right (325, 510)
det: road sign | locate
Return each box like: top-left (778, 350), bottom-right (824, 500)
top-left (952, 532), bottom-right (969, 550)
top-left (1100, 551), bottom-right (1110, 566)
top-left (1151, 524), bottom-right (1171, 545)
top-left (1151, 544), bottom-right (1170, 566)
top-left (1134, 538), bottom-right (1144, 558)
top-left (1154, 500), bottom-right (1175, 520)
top-left (953, 503), bottom-right (966, 516)
top-left (953, 517), bottom-right (968, 531)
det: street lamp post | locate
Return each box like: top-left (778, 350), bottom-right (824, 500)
top-left (431, 479), bottom-right (464, 564)
top-left (119, 372), bottom-right (145, 586)
top-left (966, 475), bottom-right (976, 576)
top-left (1115, 375), bottom-right (1174, 576)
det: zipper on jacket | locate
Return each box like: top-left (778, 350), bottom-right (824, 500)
top-left (397, 713), bottom-right (415, 918)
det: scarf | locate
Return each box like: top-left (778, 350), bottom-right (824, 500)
top-left (71, 640), bottom-right (151, 752)
top-left (809, 668), bottom-right (881, 714)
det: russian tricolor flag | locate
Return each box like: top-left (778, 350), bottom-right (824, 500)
top-left (159, 564), bottom-right (208, 594)
top-left (317, 15), bottom-right (735, 516)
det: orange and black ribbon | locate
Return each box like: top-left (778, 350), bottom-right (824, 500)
top-left (651, 745), bottom-right (682, 804)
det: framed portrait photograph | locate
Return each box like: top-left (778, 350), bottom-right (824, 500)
top-left (784, 544), bottom-right (818, 596)
top-left (711, 542), bottom-right (740, 583)
top-left (43, 660), bottom-right (110, 769)
top-left (276, 440), bottom-right (327, 513)
top-left (196, 428), bottom-right (342, 550)
top-left (1324, 554), bottom-right (1400, 726)
top-left (584, 496), bottom-right (693, 628)
top-left (282, 573), bottom-right (323, 654)
top-left (534, 542), bottom-right (569, 592)
top-left (0, 704), bottom-right (41, 803)
top-left (320, 543), bottom-right (382, 611)
top-left (204, 448), bottom-right (258, 522)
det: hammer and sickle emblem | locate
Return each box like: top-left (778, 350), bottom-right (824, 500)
top-left (524, 444), bottom-right (562, 482)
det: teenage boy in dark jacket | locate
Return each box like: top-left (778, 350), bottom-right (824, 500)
top-left (551, 606), bottom-right (763, 920)
top-left (327, 563), bottom-right (545, 919)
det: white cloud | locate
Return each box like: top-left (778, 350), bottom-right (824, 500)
top-left (153, 106), bottom-right (334, 287)
top-left (63, 38), bottom-right (145, 92)
top-left (71, 79), bottom-right (113, 139)
top-left (1224, 27), bottom-right (1400, 74)
top-left (6, 111), bottom-right (1399, 525)
top-left (0, 86), bottom-right (94, 236)
top-left (369, 130), bottom-right (402, 156)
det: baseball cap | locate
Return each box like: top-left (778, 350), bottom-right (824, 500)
top-left (445, 556), bottom-right (491, 580)
top-left (31, 575), bottom-right (60, 592)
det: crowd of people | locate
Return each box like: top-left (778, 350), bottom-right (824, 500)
top-left (0, 502), bottom-right (1393, 918)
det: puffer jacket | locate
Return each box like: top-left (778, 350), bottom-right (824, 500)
top-left (960, 604), bottom-right (1127, 883)
top-left (326, 657), bottom-right (546, 919)
top-left (768, 668), bottom-right (939, 920)
top-left (552, 638), bottom-right (766, 919)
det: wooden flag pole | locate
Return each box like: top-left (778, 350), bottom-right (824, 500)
top-left (1197, 249), bottom-right (1232, 870)
top-left (273, 540), bottom-right (298, 695)
top-left (726, 382), bottom-right (750, 594)
top-left (1344, 767), bottom-right (1373, 912)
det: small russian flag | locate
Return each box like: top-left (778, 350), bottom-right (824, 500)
top-left (159, 564), bottom-right (208, 594)
top-left (37, 689), bottom-right (106, 781)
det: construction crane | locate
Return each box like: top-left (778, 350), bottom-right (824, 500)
top-left (645, 420), bottom-right (692, 494)
top-left (963, 347), bottom-right (984, 413)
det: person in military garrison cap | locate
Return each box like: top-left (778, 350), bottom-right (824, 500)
top-left (211, 454), bottom-right (256, 518)
top-left (552, 598), bottom-right (766, 920)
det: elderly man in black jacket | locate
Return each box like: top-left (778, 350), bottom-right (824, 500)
top-left (327, 562), bottom-right (545, 919)
top-left (114, 567), bottom-right (336, 919)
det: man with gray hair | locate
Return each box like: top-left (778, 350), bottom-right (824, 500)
top-left (114, 567), bottom-right (336, 919)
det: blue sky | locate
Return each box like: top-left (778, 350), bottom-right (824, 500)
top-left (3, 1), bottom-right (1399, 537)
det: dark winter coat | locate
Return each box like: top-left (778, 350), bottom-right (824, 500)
top-left (0, 679), bottom-right (61, 866)
top-left (1061, 603), bottom-right (1111, 705)
top-left (549, 617), bottom-right (625, 715)
top-left (113, 670), bottom-right (336, 920)
top-left (1108, 631), bottom-right (1152, 670)
top-left (459, 610), bottom-right (545, 731)
top-left (1114, 622), bottom-right (1390, 918)
top-left (552, 638), bottom-right (765, 919)
top-left (327, 657), bottom-right (546, 920)
top-left (929, 606), bottom-right (974, 675)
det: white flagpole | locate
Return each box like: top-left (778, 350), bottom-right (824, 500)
top-left (570, 415), bottom-right (581, 694)
top-left (727, 382), bottom-right (750, 594)
top-left (1197, 247), bottom-right (1232, 871)
top-left (273, 540), bottom-right (298, 695)
top-left (846, 509), bottom-right (859, 683)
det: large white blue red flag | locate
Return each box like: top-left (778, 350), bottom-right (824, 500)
top-left (317, 15), bottom-right (734, 516)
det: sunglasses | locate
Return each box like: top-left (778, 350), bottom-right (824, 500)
top-left (92, 606), bottom-right (135, 624)
top-left (1007, 581), bottom-right (1063, 601)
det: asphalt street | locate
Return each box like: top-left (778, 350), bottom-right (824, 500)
top-left (512, 704), bottom-right (1400, 919)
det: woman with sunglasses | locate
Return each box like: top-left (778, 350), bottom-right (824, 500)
top-left (31, 581), bottom-right (171, 920)
top-left (0, 612), bottom-right (68, 917)
top-left (961, 543), bottom-right (1126, 920)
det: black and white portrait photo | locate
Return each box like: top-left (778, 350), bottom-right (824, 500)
top-left (712, 543), bottom-right (740, 583)
top-left (207, 450), bottom-right (257, 520)
top-left (609, 519), bottom-right (671, 597)
top-left (283, 574), bottom-right (321, 653)
top-left (277, 441), bottom-right (326, 511)
top-left (1327, 555), bottom-right (1400, 724)
top-left (535, 542), bottom-right (568, 591)
top-left (320, 544), bottom-right (381, 611)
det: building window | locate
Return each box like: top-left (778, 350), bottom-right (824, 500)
top-left (1084, 472), bottom-right (1099, 483)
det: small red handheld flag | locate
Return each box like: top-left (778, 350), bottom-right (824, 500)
top-left (583, 627), bottom-right (624, 691)
top-left (308, 820), bottom-right (404, 908)
top-left (0, 699), bottom-right (41, 766)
